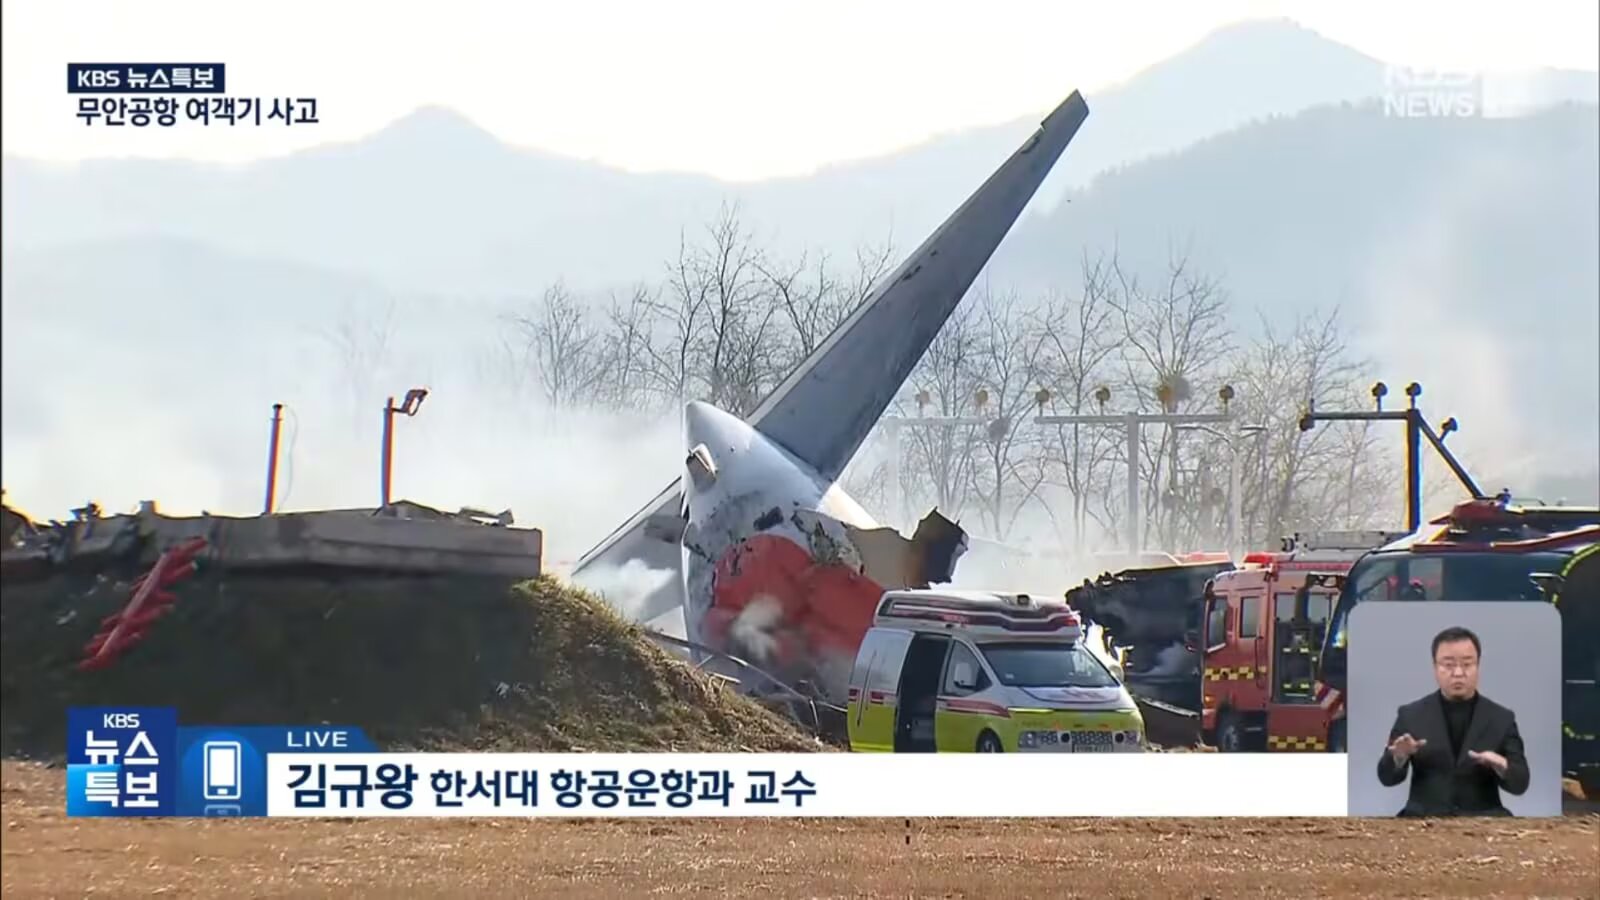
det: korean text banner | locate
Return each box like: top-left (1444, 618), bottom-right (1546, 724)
top-left (67, 707), bottom-right (1350, 817)
top-left (266, 752), bottom-right (1350, 817)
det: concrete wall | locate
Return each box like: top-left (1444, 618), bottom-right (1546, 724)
top-left (145, 508), bottom-right (543, 579)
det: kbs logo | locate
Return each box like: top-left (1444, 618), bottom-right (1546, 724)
top-left (66, 707), bottom-right (178, 817)
top-left (67, 64), bottom-right (226, 94)
top-left (1383, 66), bottom-right (1483, 118)
top-left (74, 68), bottom-right (121, 90)
top-left (102, 712), bottom-right (142, 729)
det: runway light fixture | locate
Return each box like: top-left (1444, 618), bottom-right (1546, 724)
top-left (1094, 385), bottom-right (1111, 410)
top-left (1298, 399), bottom-right (1316, 433)
top-left (1156, 382), bottom-right (1175, 413)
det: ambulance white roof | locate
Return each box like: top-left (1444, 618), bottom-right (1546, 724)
top-left (874, 589), bottom-right (1082, 640)
top-left (883, 588), bottom-right (1056, 606)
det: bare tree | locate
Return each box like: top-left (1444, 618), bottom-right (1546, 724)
top-left (697, 202), bottom-right (778, 414)
top-left (758, 234), bottom-right (896, 372)
top-left (846, 237), bottom-right (897, 310)
top-left (469, 210), bottom-right (1411, 563)
top-left (321, 298), bottom-right (398, 430)
top-left (897, 302), bottom-right (986, 522)
top-left (1032, 251), bottom-right (1123, 548)
top-left (634, 202), bottom-right (787, 417)
top-left (964, 286), bottom-right (1053, 541)
top-left (1107, 248), bottom-right (1233, 549)
top-left (595, 284), bottom-right (658, 411)
top-left (642, 237), bottom-right (707, 412)
top-left (840, 453), bottom-right (894, 525)
top-left (758, 250), bottom-right (841, 364)
top-left (1230, 306), bottom-right (1387, 543)
top-left (502, 282), bottom-right (611, 409)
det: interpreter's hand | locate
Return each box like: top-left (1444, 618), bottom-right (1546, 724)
top-left (1388, 733), bottom-right (1426, 764)
top-left (1467, 749), bottom-right (1509, 774)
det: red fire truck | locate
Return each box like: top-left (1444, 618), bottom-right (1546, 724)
top-left (1199, 531), bottom-right (1401, 752)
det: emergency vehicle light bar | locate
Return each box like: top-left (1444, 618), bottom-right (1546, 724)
top-left (1281, 530), bottom-right (1406, 553)
top-left (876, 595), bottom-right (1082, 634)
top-left (1432, 497), bottom-right (1600, 527)
top-left (1410, 524), bottom-right (1600, 554)
top-left (1239, 552), bottom-right (1361, 571)
top-left (1436, 497), bottom-right (1513, 525)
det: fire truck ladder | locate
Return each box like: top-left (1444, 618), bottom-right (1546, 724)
top-left (78, 537), bottom-right (208, 672)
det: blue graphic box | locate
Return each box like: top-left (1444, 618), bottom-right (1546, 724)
top-left (67, 706), bottom-right (374, 817)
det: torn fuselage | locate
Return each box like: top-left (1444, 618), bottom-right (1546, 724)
top-left (680, 400), bottom-right (966, 704)
top-left (1064, 561), bottom-right (1234, 710)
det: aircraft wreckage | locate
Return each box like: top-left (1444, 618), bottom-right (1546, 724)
top-left (572, 91), bottom-right (1091, 712)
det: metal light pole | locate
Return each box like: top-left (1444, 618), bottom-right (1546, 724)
top-left (1037, 384), bottom-right (1244, 556)
top-left (264, 403), bottom-right (285, 514)
top-left (1176, 420), bottom-right (1267, 559)
top-left (1298, 381), bottom-right (1483, 532)
top-left (381, 388), bottom-right (429, 507)
top-left (880, 389), bottom-right (998, 530)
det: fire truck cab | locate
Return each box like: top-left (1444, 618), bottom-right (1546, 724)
top-left (1200, 531), bottom-right (1399, 752)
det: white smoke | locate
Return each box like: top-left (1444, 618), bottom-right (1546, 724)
top-left (0, 295), bottom-right (691, 572)
top-left (1148, 642), bottom-right (1198, 677)
top-left (570, 558), bottom-right (678, 622)
top-left (727, 593), bottom-right (785, 664)
top-left (936, 524), bottom-right (1135, 673)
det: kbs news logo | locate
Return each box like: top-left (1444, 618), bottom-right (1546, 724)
top-left (1383, 66), bottom-right (1485, 118)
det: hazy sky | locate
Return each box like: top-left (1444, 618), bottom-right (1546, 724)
top-left (3, 0), bottom-right (1597, 178)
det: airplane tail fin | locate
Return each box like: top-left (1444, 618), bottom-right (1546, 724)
top-left (746, 92), bottom-right (1089, 481)
top-left (571, 92), bottom-right (1092, 620)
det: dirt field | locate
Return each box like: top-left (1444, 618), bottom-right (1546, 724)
top-left (4, 762), bottom-right (1596, 899)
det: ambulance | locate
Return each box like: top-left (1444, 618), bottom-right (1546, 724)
top-left (845, 589), bottom-right (1146, 752)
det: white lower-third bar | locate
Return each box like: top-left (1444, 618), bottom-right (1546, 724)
top-left (265, 752), bottom-right (1349, 817)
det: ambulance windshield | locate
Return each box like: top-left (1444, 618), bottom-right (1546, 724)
top-left (978, 642), bottom-right (1118, 689)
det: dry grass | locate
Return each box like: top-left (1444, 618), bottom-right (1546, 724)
top-left (0, 570), bottom-right (822, 758)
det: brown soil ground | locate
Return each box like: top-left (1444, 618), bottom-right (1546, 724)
top-left (4, 762), bottom-right (1597, 899)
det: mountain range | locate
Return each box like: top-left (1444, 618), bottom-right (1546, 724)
top-left (5, 19), bottom-right (1596, 294)
top-left (3, 17), bottom-right (1597, 520)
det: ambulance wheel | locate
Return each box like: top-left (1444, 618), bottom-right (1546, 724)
top-left (977, 731), bottom-right (1004, 753)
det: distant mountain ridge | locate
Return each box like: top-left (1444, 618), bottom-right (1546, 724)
top-left (4, 18), bottom-right (1596, 511)
top-left (6, 101), bottom-right (1595, 487)
top-left (4, 18), bottom-right (1595, 295)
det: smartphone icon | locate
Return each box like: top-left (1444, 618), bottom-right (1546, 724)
top-left (203, 741), bottom-right (242, 801)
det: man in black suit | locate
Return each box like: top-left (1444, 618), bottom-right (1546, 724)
top-left (1376, 625), bottom-right (1530, 816)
